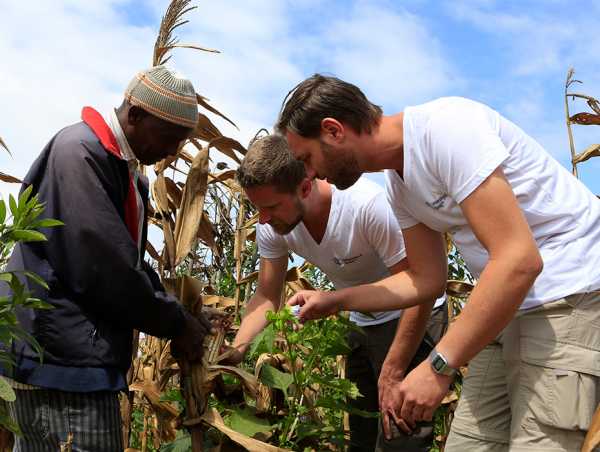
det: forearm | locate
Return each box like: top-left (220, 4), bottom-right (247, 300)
top-left (233, 293), bottom-right (280, 354)
top-left (333, 271), bottom-right (445, 313)
top-left (382, 299), bottom-right (436, 375)
top-left (436, 256), bottom-right (541, 368)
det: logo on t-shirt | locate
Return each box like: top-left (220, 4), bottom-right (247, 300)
top-left (332, 255), bottom-right (362, 267)
top-left (426, 194), bottom-right (448, 210)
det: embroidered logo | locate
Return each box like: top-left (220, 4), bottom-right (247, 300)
top-left (332, 255), bottom-right (362, 267)
top-left (426, 194), bottom-right (448, 210)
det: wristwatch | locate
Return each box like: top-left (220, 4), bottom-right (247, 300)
top-left (429, 348), bottom-right (459, 378)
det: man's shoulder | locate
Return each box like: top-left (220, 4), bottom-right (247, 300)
top-left (335, 177), bottom-right (385, 212)
top-left (46, 121), bottom-right (119, 171)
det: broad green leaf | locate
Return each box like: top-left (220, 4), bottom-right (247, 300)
top-left (259, 364), bottom-right (293, 393)
top-left (30, 219), bottom-right (64, 229)
top-left (226, 407), bottom-right (273, 437)
top-left (248, 323), bottom-right (275, 356)
top-left (0, 376), bottom-right (16, 402)
top-left (0, 403), bottom-right (20, 435)
top-left (24, 271), bottom-right (49, 290)
top-left (10, 230), bottom-right (46, 242)
top-left (0, 200), bottom-right (5, 224)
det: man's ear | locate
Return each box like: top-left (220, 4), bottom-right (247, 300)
top-left (299, 177), bottom-right (313, 199)
top-left (320, 117), bottom-right (344, 143)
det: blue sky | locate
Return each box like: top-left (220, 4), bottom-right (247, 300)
top-left (1, 0), bottom-right (599, 198)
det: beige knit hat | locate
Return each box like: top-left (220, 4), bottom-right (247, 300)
top-left (124, 66), bottom-right (199, 128)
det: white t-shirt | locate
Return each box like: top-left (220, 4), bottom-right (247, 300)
top-left (258, 177), bottom-right (444, 326)
top-left (385, 96), bottom-right (600, 310)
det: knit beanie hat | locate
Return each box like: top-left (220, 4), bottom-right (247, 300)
top-left (124, 66), bottom-right (199, 128)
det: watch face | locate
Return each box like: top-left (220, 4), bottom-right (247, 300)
top-left (432, 355), bottom-right (446, 372)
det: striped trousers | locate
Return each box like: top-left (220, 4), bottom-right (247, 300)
top-left (7, 389), bottom-right (122, 451)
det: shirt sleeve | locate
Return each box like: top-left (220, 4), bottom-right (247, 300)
top-left (360, 192), bottom-right (407, 267)
top-left (256, 223), bottom-right (289, 259)
top-left (427, 100), bottom-right (510, 204)
top-left (384, 170), bottom-right (419, 230)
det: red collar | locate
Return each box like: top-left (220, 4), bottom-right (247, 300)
top-left (81, 107), bottom-right (122, 159)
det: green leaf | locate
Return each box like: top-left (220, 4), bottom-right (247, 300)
top-left (0, 376), bottom-right (16, 402)
top-left (226, 407), bottom-right (273, 437)
top-left (0, 273), bottom-right (14, 284)
top-left (30, 219), bottom-right (64, 229)
top-left (0, 200), bottom-right (6, 224)
top-left (248, 323), bottom-right (274, 356)
top-left (24, 271), bottom-right (49, 290)
top-left (9, 230), bottom-right (47, 242)
top-left (18, 185), bottom-right (33, 210)
top-left (23, 298), bottom-right (53, 310)
top-left (8, 195), bottom-right (17, 217)
top-left (159, 431), bottom-right (191, 452)
top-left (259, 364), bottom-right (293, 393)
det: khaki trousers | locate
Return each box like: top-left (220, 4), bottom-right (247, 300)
top-left (446, 291), bottom-right (600, 451)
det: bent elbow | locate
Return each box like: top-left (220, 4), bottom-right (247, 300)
top-left (517, 250), bottom-right (544, 283)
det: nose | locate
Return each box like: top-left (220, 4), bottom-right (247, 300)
top-left (258, 209), bottom-right (271, 225)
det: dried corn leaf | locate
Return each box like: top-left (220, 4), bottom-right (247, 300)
top-left (247, 228), bottom-right (256, 242)
top-left (206, 365), bottom-right (259, 397)
top-left (0, 171), bottom-right (21, 183)
top-left (569, 112), bottom-right (600, 126)
top-left (0, 136), bottom-right (10, 156)
top-left (174, 148), bottom-right (209, 266)
top-left (208, 169), bottom-right (236, 185)
top-left (197, 93), bottom-right (238, 130)
top-left (208, 136), bottom-right (246, 164)
top-left (582, 404), bottom-right (600, 452)
top-left (198, 212), bottom-right (218, 254)
top-left (153, 175), bottom-right (171, 214)
top-left (192, 113), bottom-right (223, 142)
top-left (129, 382), bottom-right (179, 419)
top-left (154, 153), bottom-right (179, 175)
top-left (237, 271), bottom-right (258, 285)
top-left (446, 280), bottom-right (474, 298)
top-left (168, 43), bottom-right (220, 53)
top-left (164, 176), bottom-right (183, 209)
top-left (202, 295), bottom-right (236, 309)
top-left (152, 0), bottom-right (197, 66)
top-left (200, 408), bottom-right (290, 452)
top-left (573, 144), bottom-right (600, 164)
top-left (146, 241), bottom-right (161, 261)
top-left (162, 217), bottom-right (176, 270)
top-left (243, 213), bottom-right (259, 229)
top-left (176, 275), bottom-right (204, 312)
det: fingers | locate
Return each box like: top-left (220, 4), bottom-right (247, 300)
top-left (391, 409), bottom-right (413, 435)
top-left (286, 292), bottom-right (304, 307)
top-left (382, 411), bottom-right (391, 440)
top-left (400, 399), bottom-right (417, 429)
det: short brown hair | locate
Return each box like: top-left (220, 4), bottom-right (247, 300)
top-left (236, 135), bottom-right (306, 193)
top-left (276, 74), bottom-right (383, 138)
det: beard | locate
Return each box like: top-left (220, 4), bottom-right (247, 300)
top-left (320, 141), bottom-right (361, 190)
top-left (269, 198), bottom-right (305, 235)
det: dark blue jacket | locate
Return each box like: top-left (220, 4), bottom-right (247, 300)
top-left (0, 107), bottom-right (185, 392)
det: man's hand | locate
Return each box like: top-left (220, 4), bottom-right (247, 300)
top-left (395, 360), bottom-right (452, 431)
top-left (286, 290), bottom-right (341, 322)
top-left (171, 310), bottom-right (214, 363)
top-left (378, 362), bottom-right (413, 438)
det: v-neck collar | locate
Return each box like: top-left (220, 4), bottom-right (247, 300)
top-left (300, 186), bottom-right (338, 246)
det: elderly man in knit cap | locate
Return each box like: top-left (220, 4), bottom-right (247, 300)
top-left (0, 66), bottom-right (211, 450)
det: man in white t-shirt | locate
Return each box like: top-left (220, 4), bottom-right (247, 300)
top-left (276, 74), bottom-right (600, 451)
top-left (232, 135), bottom-right (447, 451)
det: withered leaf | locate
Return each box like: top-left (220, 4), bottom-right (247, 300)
top-left (174, 148), bottom-right (209, 266)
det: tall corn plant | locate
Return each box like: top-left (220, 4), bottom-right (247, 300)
top-left (565, 69), bottom-right (600, 452)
